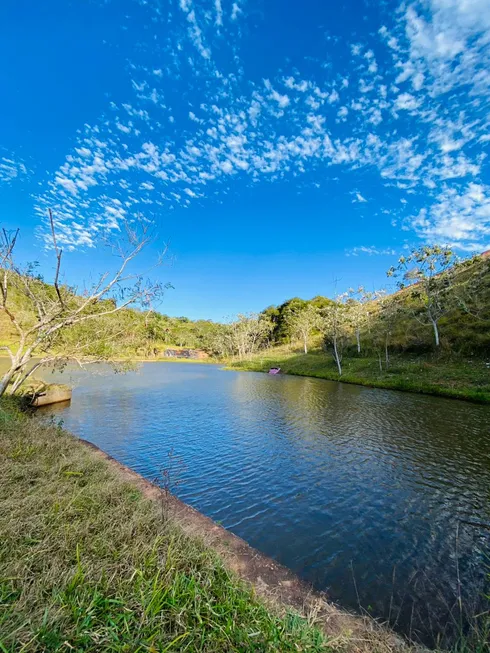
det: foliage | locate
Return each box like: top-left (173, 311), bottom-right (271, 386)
top-left (387, 246), bottom-right (458, 347)
top-left (285, 304), bottom-right (321, 354)
top-left (256, 253), bottom-right (490, 362)
top-left (229, 253), bottom-right (490, 402)
top-left (3, 228), bottom-right (490, 385)
top-left (261, 296), bottom-right (332, 344)
top-left (0, 217), bottom-right (168, 396)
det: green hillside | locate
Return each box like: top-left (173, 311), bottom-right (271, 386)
top-left (0, 279), bottom-right (224, 360)
top-left (230, 252), bottom-right (490, 402)
top-left (2, 250), bottom-right (490, 401)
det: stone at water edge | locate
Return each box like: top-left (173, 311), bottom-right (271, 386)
top-left (21, 381), bottom-right (72, 407)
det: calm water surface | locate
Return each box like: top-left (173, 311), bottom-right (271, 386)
top-left (34, 362), bottom-right (490, 645)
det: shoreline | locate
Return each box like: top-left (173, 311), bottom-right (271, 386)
top-left (0, 355), bottom-right (217, 365)
top-left (4, 352), bottom-right (489, 404)
top-left (0, 399), bottom-right (413, 652)
top-left (79, 437), bottom-right (409, 651)
top-left (228, 354), bottom-right (490, 404)
top-left (231, 365), bottom-right (490, 404)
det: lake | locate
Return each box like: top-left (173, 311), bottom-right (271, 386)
top-left (23, 362), bottom-right (490, 645)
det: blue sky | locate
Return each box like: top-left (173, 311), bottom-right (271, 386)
top-left (1, 0), bottom-right (489, 320)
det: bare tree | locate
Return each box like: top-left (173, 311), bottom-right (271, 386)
top-left (285, 304), bottom-right (320, 354)
top-left (0, 212), bottom-right (167, 397)
top-left (387, 246), bottom-right (457, 348)
top-left (319, 293), bottom-right (350, 375)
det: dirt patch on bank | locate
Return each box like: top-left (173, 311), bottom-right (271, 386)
top-left (80, 438), bottom-right (418, 653)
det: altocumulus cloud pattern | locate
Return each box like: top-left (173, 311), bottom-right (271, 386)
top-left (4, 0), bottom-right (490, 254)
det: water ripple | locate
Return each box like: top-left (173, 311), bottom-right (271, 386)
top-left (39, 362), bottom-right (490, 647)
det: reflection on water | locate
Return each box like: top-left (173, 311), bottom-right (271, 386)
top-left (26, 361), bottom-right (490, 646)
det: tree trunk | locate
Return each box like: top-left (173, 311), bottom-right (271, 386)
top-left (432, 319), bottom-right (440, 347)
top-left (0, 365), bottom-right (18, 397)
top-left (385, 335), bottom-right (389, 368)
top-left (378, 352), bottom-right (383, 372)
top-left (356, 328), bottom-right (361, 354)
top-left (0, 345), bottom-right (36, 398)
top-left (303, 334), bottom-right (308, 354)
top-left (0, 352), bottom-right (24, 397)
top-left (332, 337), bottom-right (342, 376)
top-left (0, 373), bottom-right (13, 397)
top-left (9, 362), bottom-right (43, 395)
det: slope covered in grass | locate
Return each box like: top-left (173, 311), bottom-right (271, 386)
top-left (230, 349), bottom-right (490, 403)
top-left (230, 255), bottom-right (490, 402)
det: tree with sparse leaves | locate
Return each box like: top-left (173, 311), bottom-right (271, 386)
top-left (371, 290), bottom-right (404, 369)
top-left (318, 293), bottom-right (350, 376)
top-left (0, 212), bottom-right (168, 396)
top-left (228, 313), bottom-right (273, 360)
top-left (345, 286), bottom-right (379, 354)
top-left (387, 246), bottom-right (457, 348)
top-left (285, 304), bottom-right (321, 354)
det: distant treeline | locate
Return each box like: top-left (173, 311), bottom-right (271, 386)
top-left (2, 248), bottom-right (489, 369)
top-left (209, 248), bottom-right (490, 373)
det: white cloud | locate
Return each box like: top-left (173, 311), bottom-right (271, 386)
top-left (394, 92), bottom-right (420, 111)
top-left (347, 246), bottom-right (397, 256)
top-left (0, 155), bottom-right (28, 183)
top-left (352, 191), bottom-right (368, 203)
top-left (215, 0), bottom-right (223, 26)
top-left (56, 176), bottom-right (78, 195)
top-left (231, 2), bottom-right (242, 20)
top-left (337, 106), bottom-right (349, 120)
top-left (116, 122), bottom-right (131, 134)
top-left (264, 80), bottom-right (290, 108)
top-left (34, 0), bottom-right (490, 254)
top-left (410, 183), bottom-right (490, 249)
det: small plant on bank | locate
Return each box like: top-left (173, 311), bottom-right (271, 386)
top-left (156, 447), bottom-right (187, 523)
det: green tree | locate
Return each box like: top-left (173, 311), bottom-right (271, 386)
top-left (273, 298), bottom-right (308, 343)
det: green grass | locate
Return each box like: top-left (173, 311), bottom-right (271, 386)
top-left (228, 348), bottom-right (490, 403)
top-left (0, 398), bottom-right (335, 652)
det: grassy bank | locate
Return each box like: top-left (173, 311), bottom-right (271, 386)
top-left (228, 348), bottom-right (490, 404)
top-left (1, 403), bottom-right (489, 652)
top-left (1, 399), bottom-right (417, 653)
top-left (0, 398), bottom-right (335, 652)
